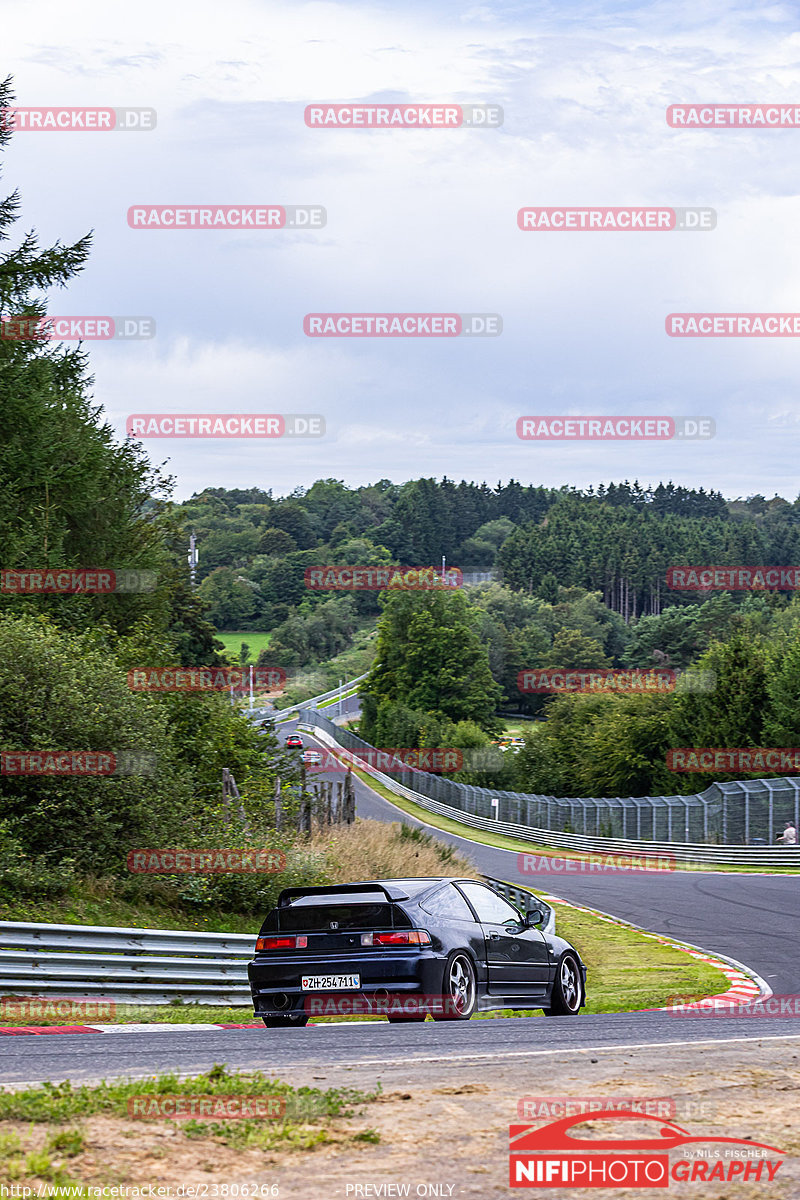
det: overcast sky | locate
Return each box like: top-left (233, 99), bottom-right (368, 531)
top-left (3, 0), bottom-right (800, 502)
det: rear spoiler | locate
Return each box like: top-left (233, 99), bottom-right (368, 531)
top-left (277, 882), bottom-right (408, 906)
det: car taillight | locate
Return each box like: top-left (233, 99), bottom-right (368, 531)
top-left (360, 930), bottom-right (431, 947)
top-left (255, 935), bottom-right (308, 951)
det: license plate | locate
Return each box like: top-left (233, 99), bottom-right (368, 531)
top-left (301, 974), bottom-right (360, 991)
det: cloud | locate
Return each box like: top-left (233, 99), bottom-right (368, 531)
top-left (3, 0), bottom-right (800, 499)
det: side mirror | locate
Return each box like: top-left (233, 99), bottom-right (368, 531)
top-left (523, 908), bottom-right (545, 928)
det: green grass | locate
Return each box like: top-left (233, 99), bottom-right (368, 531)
top-left (0, 1067), bottom-right (381, 1188)
top-left (534, 905), bottom-right (723, 1014)
top-left (498, 717), bottom-right (539, 737)
top-left (0, 875), bottom-right (260, 935)
top-left (215, 630), bottom-right (272, 662)
top-left (317, 688), bottom-right (359, 710)
top-left (0, 1065), bottom-right (378, 1128)
top-left (0, 1002), bottom-right (256, 1027)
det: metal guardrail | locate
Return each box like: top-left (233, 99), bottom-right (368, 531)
top-left (0, 921), bottom-right (255, 1006)
top-left (0, 872), bottom-right (534, 1005)
top-left (266, 674), bottom-right (368, 723)
top-left (303, 720), bottom-right (800, 867)
top-left (486, 880), bottom-right (556, 935)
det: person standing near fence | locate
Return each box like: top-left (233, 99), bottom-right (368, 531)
top-left (776, 821), bottom-right (798, 845)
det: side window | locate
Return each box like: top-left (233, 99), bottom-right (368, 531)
top-left (457, 882), bottom-right (522, 925)
top-left (420, 884), bottom-right (476, 922)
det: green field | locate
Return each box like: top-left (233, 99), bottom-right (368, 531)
top-left (215, 630), bottom-right (272, 662)
top-left (499, 715), bottom-right (544, 734)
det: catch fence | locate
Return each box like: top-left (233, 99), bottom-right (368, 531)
top-left (300, 710), bottom-right (800, 852)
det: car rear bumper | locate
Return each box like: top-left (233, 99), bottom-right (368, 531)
top-left (248, 950), bottom-right (446, 1016)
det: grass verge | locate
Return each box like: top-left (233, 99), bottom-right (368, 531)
top-left (317, 689), bottom-right (358, 710)
top-left (0, 1065), bottom-right (381, 1191)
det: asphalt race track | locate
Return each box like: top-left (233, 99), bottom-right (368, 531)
top-left (3, 715), bottom-right (799, 1088)
top-left (5, 1013), bottom-right (800, 1089)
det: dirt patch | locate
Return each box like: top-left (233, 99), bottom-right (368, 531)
top-left (3, 1039), bottom-right (799, 1197)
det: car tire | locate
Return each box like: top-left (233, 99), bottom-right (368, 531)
top-left (432, 951), bottom-right (477, 1021)
top-left (543, 953), bottom-right (584, 1016)
top-left (262, 1013), bottom-right (309, 1028)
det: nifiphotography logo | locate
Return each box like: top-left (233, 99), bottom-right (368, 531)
top-left (509, 1111), bottom-right (785, 1187)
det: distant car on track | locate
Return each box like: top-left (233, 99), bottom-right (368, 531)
top-left (285, 733), bottom-right (303, 748)
top-left (302, 749), bottom-right (322, 766)
top-left (248, 877), bottom-right (587, 1028)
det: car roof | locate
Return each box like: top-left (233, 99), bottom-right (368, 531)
top-left (277, 877), bottom-right (469, 906)
top-left (372, 877), bottom-right (473, 901)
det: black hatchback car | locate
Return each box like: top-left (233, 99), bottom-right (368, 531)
top-left (248, 877), bottom-right (587, 1026)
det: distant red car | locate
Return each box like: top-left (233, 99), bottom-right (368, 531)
top-left (285, 734), bottom-right (303, 749)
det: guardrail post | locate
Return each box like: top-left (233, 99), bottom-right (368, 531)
top-left (745, 784), bottom-right (750, 845)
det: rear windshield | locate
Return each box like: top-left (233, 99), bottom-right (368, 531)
top-left (275, 902), bottom-right (409, 932)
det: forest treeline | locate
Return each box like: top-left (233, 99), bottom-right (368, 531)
top-left (177, 478), bottom-right (799, 637)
